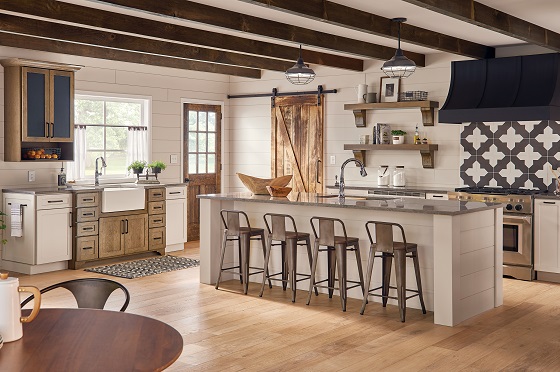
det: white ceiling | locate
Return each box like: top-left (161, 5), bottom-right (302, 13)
top-left (76, 0), bottom-right (560, 57)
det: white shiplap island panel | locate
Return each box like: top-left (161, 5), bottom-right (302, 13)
top-left (198, 193), bottom-right (503, 327)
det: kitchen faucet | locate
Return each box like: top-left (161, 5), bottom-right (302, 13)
top-left (95, 156), bottom-right (107, 186)
top-left (339, 158), bottom-right (367, 199)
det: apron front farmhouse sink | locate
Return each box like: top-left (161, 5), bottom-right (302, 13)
top-left (101, 187), bottom-right (145, 213)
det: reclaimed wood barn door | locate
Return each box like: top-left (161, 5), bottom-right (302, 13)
top-left (271, 95), bottom-right (324, 193)
top-left (184, 103), bottom-right (221, 241)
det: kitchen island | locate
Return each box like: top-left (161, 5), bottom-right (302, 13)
top-left (198, 193), bottom-right (503, 327)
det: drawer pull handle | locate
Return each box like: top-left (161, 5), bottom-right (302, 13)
top-left (82, 198), bottom-right (94, 202)
top-left (153, 193), bottom-right (163, 197)
top-left (543, 201), bottom-right (556, 205)
top-left (82, 246), bottom-right (93, 250)
top-left (83, 227), bottom-right (95, 231)
top-left (432, 195), bottom-right (444, 198)
top-left (169, 191), bottom-right (181, 194)
top-left (153, 237), bottom-right (162, 240)
top-left (83, 212), bottom-right (94, 216)
top-left (154, 206), bottom-right (162, 210)
top-left (154, 219), bottom-right (162, 223)
top-left (48, 200), bottom-right (64, 203)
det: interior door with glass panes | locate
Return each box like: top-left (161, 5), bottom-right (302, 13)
top-left (184, 103), bottom-right (221, 241)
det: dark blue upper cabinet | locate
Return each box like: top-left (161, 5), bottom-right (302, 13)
top-left (22, 67), bottom-right (74, 142)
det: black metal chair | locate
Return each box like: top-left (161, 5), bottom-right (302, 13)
top-left (20, 278), bottom-right (130, 312)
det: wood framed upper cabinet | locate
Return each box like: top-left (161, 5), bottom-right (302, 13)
top-left (0, 58), bottom-right (81, 161)
top-left (22, 67), bottom-right (74, 142)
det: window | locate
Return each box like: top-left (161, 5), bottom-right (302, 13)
top-left (71, 94), bottom-right (149, 180)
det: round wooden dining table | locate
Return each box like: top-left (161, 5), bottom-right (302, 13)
top-left (0, 308), bottom-right (183, 371)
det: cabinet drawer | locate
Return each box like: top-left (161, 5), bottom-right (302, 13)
top-left (76, 192), bottom-right (99, 207)
top-left (148, 188), bottom-right (166, 202)
top-left (148, 201), bottom-right (165, 215)
top-left (37, 194), bottom-right (72, 209)
top-left (76, 221), bottom-right (98, 237)
top-left (149, 214), bottom-right (166, 228)
top-left (76, 207), bottom-right (99, 222)
top-left (76, 236), bottom-right (98, 261)
top-left (166, 186), bottom-right (186, 199)
top-left (149, 227), bottom-right (166, 250)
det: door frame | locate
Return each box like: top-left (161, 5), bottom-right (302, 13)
top-left (180, 99), bottom-right (225, 190)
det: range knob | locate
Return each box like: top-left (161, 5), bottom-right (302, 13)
top-left (506, 204), bottom-right (513, 211)
top-left (515, 204), bottom-right (523, 211)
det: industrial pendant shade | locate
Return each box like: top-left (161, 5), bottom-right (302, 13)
top-left (381, 18), bottom-right (416, 78)
top-left (285, 45), bottom-right (316, 85)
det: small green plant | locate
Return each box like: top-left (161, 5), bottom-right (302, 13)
top-left (0, 211), bottom-right (6, 245)
top-left (148, 160), bottom-right (167, 172)
top-left (127, 160), bottom-right (147, 173)
top-left (391, 130), bottom-right (407, 136)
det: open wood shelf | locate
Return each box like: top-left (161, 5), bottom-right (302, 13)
top-left (343, 143), bottom-right (438, 169)
top-left (344, 100), bottom-right (440, 127)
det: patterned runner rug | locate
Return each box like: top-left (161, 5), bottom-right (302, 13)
top-left (85, 255), bottom-right (200, 279)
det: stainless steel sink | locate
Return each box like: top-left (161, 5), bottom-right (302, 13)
top-left (315, 194), bottom-right (367, 200)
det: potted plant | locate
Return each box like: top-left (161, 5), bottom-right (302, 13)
top-left (149, 161), bottom-right (167, 180)
top-left (127, 160), bottom-right (147, 178)
top-left (391, 130), bottom-right (407, 144)
top-left (1, 210), bottom-right (6, 244)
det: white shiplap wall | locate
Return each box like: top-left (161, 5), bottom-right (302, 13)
top-left (228, 53), bottom-right (467, 191)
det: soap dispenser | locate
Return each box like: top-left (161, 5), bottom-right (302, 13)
top-left (57, 166), bottom-right (67, 188)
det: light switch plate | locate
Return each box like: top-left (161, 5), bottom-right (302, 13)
top-left (28, 170), bottom-right (35, 182)
top-left (330, 155), bottom-right (336, 165)
top-left (170, 154), bottom-right (178, 164)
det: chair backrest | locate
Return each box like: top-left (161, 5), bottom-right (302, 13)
top-left (263, 213), bottom-right (298, 241)
top-left (365, 221), bottom-right (407, 253)
top-left (220, 209), bottom-right (252, 236)
top-left (310, 216), bottom-right (349, 246)
top-left (20, 278), bottom-right (130, 312)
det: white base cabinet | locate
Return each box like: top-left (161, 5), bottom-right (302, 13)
top-left (534, 199), bottom-right (560, 273)
top-left (166, 186), bottom-right (187, 252)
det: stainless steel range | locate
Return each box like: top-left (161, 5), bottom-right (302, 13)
top-left (448, 187), bottom-right (548, 281)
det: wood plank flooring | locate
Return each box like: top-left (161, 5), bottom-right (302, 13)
top-left (13, 241), bottom-right (560, 371)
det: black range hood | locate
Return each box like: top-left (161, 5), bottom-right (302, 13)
top-left (439, 53), bottom-right (560, 123)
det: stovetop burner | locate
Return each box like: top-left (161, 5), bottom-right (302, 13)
top-left (454, 187), bottom-right (548, 196)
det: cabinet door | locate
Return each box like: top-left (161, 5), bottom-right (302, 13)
top-left (99, 216), bottom-right (125, 258)
top-left (124, 214), bottom-right (149, 254)
top-left (2, 196), bottom-right (35, 264)
top-left (22, 67), bottom-right (49, 142)
top-left (166, 198), bottom-right (187, 245)
top-left (534, 200), bottom-right (560, 273)
top-left (36, 208), bottom-right (72, 264)
top-left (50, 70), bottom-right (74, 142)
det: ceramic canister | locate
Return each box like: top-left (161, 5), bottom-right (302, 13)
top-left (0, 273), bottom-right (41, 342)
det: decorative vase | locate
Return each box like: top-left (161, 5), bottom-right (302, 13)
top-left (392, 135), bottom-right (405, 144)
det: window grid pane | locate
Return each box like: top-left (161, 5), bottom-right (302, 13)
top-left (198, 154), bottom-right (207, 174)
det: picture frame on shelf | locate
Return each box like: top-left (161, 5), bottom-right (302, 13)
top-left (379, 77), bottom-right (400, 103)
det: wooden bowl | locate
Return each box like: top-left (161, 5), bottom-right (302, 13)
top-left (237, 173), bottom-right (292, 195)
top-left (266, 186), bottom-right (292, 197)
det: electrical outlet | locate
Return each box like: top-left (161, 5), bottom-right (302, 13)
top-left (170, 154), bottom-right (178, 164)
top-left (28, 170), bottom-right (36, 182)
top-left (330, 155), bottom-right (336, 165)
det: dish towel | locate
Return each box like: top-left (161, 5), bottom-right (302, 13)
top-left (10, 203), bottom-right (22, 237)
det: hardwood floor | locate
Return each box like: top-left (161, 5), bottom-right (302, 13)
top-left (14, 241), bottom-right (560, 371)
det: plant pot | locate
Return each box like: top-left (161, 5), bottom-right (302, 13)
top-left (152, 167), bottom-right (161, 174)
top-left (392, 135), bottom-right (405, 144)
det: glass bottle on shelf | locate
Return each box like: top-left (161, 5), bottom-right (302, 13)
top-left (413, 125), bottom-right (420, 145)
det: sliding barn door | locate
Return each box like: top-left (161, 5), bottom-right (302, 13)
top-left (184, 103), bottom-right (221, 241)
top-left (271, 95), bottom-right (324, 193)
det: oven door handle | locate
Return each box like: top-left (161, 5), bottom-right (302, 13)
top-left (504, 215), bottom-right (532, 224)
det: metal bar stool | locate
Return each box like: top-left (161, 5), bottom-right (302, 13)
top-left (259, 213), bottom-right (318, 302)
top-left (361, 221), bottom-right (427, 322)
top-left (215, 209), bottom-right (271, 294)
top-left (306, 216), bottom-right (365, 312)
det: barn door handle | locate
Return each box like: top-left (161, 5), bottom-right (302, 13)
top-left (316, 159), bottom-right (322, 184)
top-left (184, 178), bottom-right (190, 183)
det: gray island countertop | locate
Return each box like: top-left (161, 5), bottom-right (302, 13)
top-left (198, 192), bottom-right (502, 216)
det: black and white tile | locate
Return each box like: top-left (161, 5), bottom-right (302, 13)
top-left (460, 120), bottom-right (560, 191)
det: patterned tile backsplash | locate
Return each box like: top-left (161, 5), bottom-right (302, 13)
top-left (460, 120), bottom-right (560, 191)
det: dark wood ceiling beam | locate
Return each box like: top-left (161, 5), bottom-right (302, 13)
top-left (0, 12), bottom-right (292, 72)
top-left (0, 32), bottom-right (260, 78)
top-left (403, 0), bottom-right (560, 52)
top-left (0, 0), bottom-right (362, 71)
top-left (94, 0), bottom-right (426, 67)
top-left (241, 0), bottom-right (494, 59)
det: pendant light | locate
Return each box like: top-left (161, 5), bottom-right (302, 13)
top-left (381, 18), bottom-right (416, 78)
top-left (285, 45), bottom-right (316, 85)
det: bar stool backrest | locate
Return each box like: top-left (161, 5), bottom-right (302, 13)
top-left (365, 221), bottom-right (407, 253)
top-left (310, 216), bottom-right (349, 246)
top-left (220, 209), bottom-right (251, 236)
top-left (263, 213), bottom-right (298, 241)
